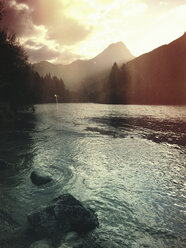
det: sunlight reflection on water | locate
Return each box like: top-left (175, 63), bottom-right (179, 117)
top-left (0, 104), bottom-right (186, 247)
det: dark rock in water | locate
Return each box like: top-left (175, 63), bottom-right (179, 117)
top-left (29, 240), bottom-right (52, 248)
top-left (27, 194), bottom-right (99, 237)
top-left (30, 171), bottom-right (52, 186)
top-left (53, 194), bottom-right (83, 206)
top-left (64, 232), bottom-right (80, 243)
top-left (0, 160), bottom-right (9, 170)
top-left (72, 232), bottom-right (102, 248)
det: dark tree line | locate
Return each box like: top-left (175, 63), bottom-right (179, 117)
top-left (0, 3), bottom-right (70, 126)
top-left (0, 29), bottom-right (33, 111)
top-left (0, 3), bottom-right (32, 113)
top-left (104, 62), bottom-right (129, 104)
top-left (96, 62), bottom-right (129, 104)
top-left (69, 62), bottom-right (130, 104)
top-left (0, 29), bottom-right (69, 107)
top-left (0, 1), bottom-right (69, 112)
top-left (30, 72), bottom-right (70, 104)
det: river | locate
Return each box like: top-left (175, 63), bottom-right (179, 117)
top-left (0, 104), bottom-right (186, 248)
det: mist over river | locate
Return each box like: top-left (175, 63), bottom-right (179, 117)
top-left (0, 104), bottom-right (186, 248)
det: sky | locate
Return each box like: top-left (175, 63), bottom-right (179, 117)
top-left (1, 0), bottom-right (186, 64)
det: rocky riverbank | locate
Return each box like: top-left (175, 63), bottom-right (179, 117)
top-left (0, 193), bottom-right (100, 248)
top-left (0, 168), bottom-right (100, 248)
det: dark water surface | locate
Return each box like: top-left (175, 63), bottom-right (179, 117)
top-left (0, 104), bottom-right (186, 247)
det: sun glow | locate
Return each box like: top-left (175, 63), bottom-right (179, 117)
top-left (3, 0), bottom-right (186, 63)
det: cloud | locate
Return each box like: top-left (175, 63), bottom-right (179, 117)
top-left (160, 1), bottom-right (168, 6)
top-left (47, 19), bottom-right (93, 45)
top-left (24, 39), bottom-right (44, 48)
top-left (157, 4), bottom-right (186, 22)
top-left (54, 50), bottom-right (85, 64)
top-left (25, 44), bottom-right (84, 64)
top-left (26, 45), bottom-right (59, 63)
top-left (30, 0), bottom-right (94, 45)
top-left (123, 2), bottom-right (148, 16)
top-left (170, 4), bottom-right (186, 19)
top-left (1, 0), bottom-right (94, 46)
top-left (0, 0), bottom-right (35, 36)
top-left (1, 0), bottom-right (185, 64)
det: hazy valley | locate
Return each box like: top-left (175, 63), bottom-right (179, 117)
top-left (33, 33), bottom-right (186, 105)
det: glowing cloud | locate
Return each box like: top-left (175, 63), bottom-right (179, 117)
top-left (1, 0), bottom-right (185, 63)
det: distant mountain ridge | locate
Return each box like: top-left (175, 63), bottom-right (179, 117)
top-left (33, 42), bottom-right (134, 90)
top-left (33, 34), bottom-right (186, 105)
top-left (125, 33), bottom-right (186, 104)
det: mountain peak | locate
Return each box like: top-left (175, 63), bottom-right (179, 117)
top-left (107, 41), bottom-right (126, 48)
top-left (33, 41), bottom-right (134, 90)
top-left (93, 41), bottom-right (134, 65)
top-left (101, 41), bottom-right (128, 54)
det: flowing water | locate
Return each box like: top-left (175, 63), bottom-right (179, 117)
top-left (0, 104), bottom-right (186, 248)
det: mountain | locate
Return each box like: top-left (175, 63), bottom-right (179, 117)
top-left (124, 33), bottom-right (186, 104)
top-left (33, 34), bottom-right (186, 105)
top-left (33, 42), bottom-right (134, 90)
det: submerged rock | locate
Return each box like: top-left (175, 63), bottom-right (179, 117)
top-left (29, 240), bottom-right (52, 248)
top-left (30, 171), bottom-right (52, 186)
top-left (59, 232), bottom-right (83, 248)
top-left (64, 232), bottom-right (80, 242)
top-left (27, 194), bottom-right (99, 237)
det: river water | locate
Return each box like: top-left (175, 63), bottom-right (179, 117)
top-left (0, 104), bottom-right (186, 248)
